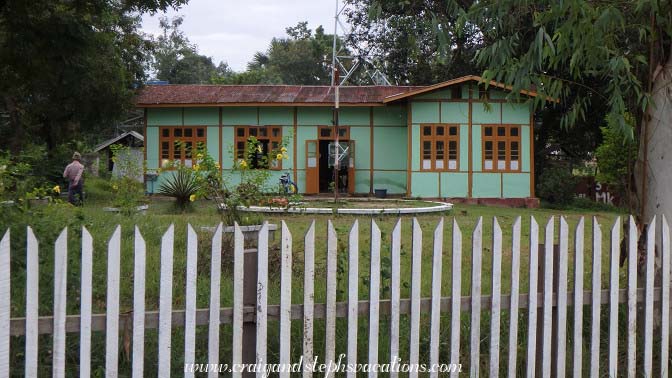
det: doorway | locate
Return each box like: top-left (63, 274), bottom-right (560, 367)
top-left (304, 126), bottom-right (355, 195)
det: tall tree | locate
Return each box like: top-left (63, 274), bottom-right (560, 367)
top-left (0, 0), bottom-right (187, 152)
top-left (344, 0), bottom-right (482, 84)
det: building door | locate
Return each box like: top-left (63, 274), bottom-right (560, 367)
top-left (305, 140), bottom-right (319, 194)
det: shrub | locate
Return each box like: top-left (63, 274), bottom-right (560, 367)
top-left (537, 166), bottom-right (578, 206)
top-left (109, 144), bottom-right (145, 214)
top-left (157, 166), bottom-right (200, 211)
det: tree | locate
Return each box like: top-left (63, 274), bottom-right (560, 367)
top-left (152, 16), bottom-right (223, 84)
top-left (344, 0), bottom-right (482, 84)
top-left (0, 0), bottom-right (187, 153)
top-left (457, 0), bottom-right (670, 224)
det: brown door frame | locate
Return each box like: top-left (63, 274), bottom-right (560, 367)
top-left (305, 139), bottom-right (319, 194)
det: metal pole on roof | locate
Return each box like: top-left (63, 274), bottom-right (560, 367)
top-left (332, 0), bottom-right (340, 201)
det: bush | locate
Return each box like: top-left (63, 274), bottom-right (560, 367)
top-left (157, 166), bottom-right (200, 211)
top-left (537, 166), bottom-right (578, 206)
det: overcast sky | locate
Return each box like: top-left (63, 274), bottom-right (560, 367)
top-left (141, 0), bottom-right (342, 72)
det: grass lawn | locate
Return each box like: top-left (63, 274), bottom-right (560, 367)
top-left (0, 192), bottom-right (628, 375)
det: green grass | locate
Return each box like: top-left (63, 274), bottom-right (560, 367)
top-left (1, 194), bottom-right (635, 375)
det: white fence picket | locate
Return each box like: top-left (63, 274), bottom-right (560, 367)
top-left (429, 218), bottom-right (444, 378)
top-left (368, 220), bottom-right (382, 378)
top-left (279, 221), bottom-right (293, 378)
top-left (556, 217), bottom-right (568, 378)
top-left (525, 217), bottom-right (539, 378)
top-left (158, 224), bottom-right (175, 377)
top-left (81, 229), bottom-right (99, 377)
top-left (325, 220), bottom-right (337, 369)
top-left (572, 218), bottom-right (585, 378)
top-left (184, 225), bottom-right (198, 378)
top-left (209, 224), bottom-right (224, 378)
top-left (409, 218), bottom-right (422, 378)
top-left (470, 217), bottom-right (483, 378)
top-left (303, 221), bottom-right (316, 378)
top-left (541, 217), bottom-right (555, 377)
top-left (489, 218), bottom-right (502, 378)
top-left (643, 216), bottom-right (657, 377)
top-left (389, 219), bottom-right (402, 378)
top-left (450, 219), bottom-right (462, 378)
top-left (256, 222), bottom-right (269, 377)
top-left (347, 220), bottom-right (359, 378)
top-left (589, 217), bottom-right (602, 378)
top-left (507, 217), bottom-right (521, 378)
top-left (105, 226), bottom-right (121, 378)
top-left (663, 215), bottom-right (671, 378)
top-left (132, 227), bottom-right (146, 378)
top-left (626, 216), bottom-right (637, 378)
top-left (0, 230), bottom-right (9, 378)
top-left (53, 228), bottom-right (68, 378)
top-left (230, 223), bottom-right (244, 376)
top-left (608, 217), bottom-right (620, 378)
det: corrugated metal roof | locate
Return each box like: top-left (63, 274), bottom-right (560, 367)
top-left (93, 131), bottom-right (144, 152)
top-left (135, 84), bottom-right (424, 106)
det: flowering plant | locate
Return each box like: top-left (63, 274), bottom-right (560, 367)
top-left (109, 144), bottom-right (146, 214)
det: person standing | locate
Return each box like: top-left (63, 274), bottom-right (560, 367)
top-left (63, 152), bottom-right (85, 205)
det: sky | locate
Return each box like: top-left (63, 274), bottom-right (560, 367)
top-left (141, 0), bottom-right (342, 72)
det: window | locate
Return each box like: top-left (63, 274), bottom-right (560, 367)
top-left (420, 124), bottom-right (459, 171)
top-left (235, 126), bottom-right (283, 169)
top-left (159, 126), bottom-right (207, 167)
top-left (482, 125), bottom-right (521, 172)
top-left (318, 126), bottom-right (349, 140)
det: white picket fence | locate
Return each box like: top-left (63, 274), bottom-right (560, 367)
top-left (0, 215), bottom-right (670, 377)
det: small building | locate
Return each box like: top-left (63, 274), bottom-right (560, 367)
top-left (136, 75), bottom-right (541, 206)
top-left (93, 131), bottom-right (144, 180)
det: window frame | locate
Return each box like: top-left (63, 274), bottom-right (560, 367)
top-left (317, 125), bottom-right (350, 140)
top-left (481, 124), bottom-right (522, 173)
top-left (234, 125), bottom-right (284, 170)
top-left (159, 126), bottom-right (207, 167)
top-left (419, 123), bottom-right (460, 172)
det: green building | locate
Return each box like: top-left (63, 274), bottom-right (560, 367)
top-left (137, 75), bottom-right (541, 206)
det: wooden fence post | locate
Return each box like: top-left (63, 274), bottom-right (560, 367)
top-left (243, 247), bottom-right (258, 376)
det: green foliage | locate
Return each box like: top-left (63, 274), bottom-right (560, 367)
top-left (157, 166), bottom-right (200, 212)
top-left (0, 0), bottom-right (184, 152)
top-left (537, 166), bottom-right (578, 206)
top-left (595, 114), bottom-right (637, 195)
top-left (110, 144), bottom-right (146, 214)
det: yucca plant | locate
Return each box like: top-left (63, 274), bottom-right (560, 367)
top-left (157, 166), bottom-right (200, 211)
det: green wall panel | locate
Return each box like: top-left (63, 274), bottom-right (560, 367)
top-left (502, 103), bottom-right (530, 124)
top-left (414, 89), bottom-right (453, 100)
top-left (339, 108), bottom-right (370, 126)
top-left (184, 108), bottom-right (218, 125)
top-left (411, 172), bottom-right (439, 197)
top-left (146, 127), bottom-right (159, 169)
top-left (373, 106), bottom-right (406, 126)
top-left (296, 126), bottom-right (317, 169)
top-left (206, 127), bottom-right (219, 159)
top-left (350, 127), bottom-right (370, 169)
top-left (440, 172), bottom-right (469, 197)
top-left (373, 171), bottom-right (406, 194)
top-left (296, 171), bottom-right (306, 194)
top-left (441, 102), bottom-right (469, 124)
top-left (373, 127), bottom-right (407, 170)
top-left (281, 126), bottom-right (295, 169)
top-left (521, 125), bottom-right (530, 172)
top-left (411, 102), bottom-right (440, 124)
top-left (459, 125), bottom-right (469, 171)
top-left (462, 84), bottom-right (470, 99)
top-left (221, 126), bottom-right (235, 169)
top-left (472, 102), bottom-right (501, 124)
top-left (411, 124), bottom-right (420, 171)
top-left (259, 107), bottom-right (293, 125)
top-left (354, 171), bottom-right (370, 193)
top-left (472, 125), bottom-right (482, 171)
top-left (472, 173), bottom-right (501, 197)
top-left (147, 108), bottom-right (181, 125)
top-left (489, 88), bottom-right (507, 99)
top-left (502, 173), bottom-right (530, 198)
top-left (222, 107), bottom-right (257, 125)
top-left (297, 107), bottom-right (332, 125)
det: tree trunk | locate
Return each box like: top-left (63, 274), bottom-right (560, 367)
top-left (636, 53), bottom-right (672, 238)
